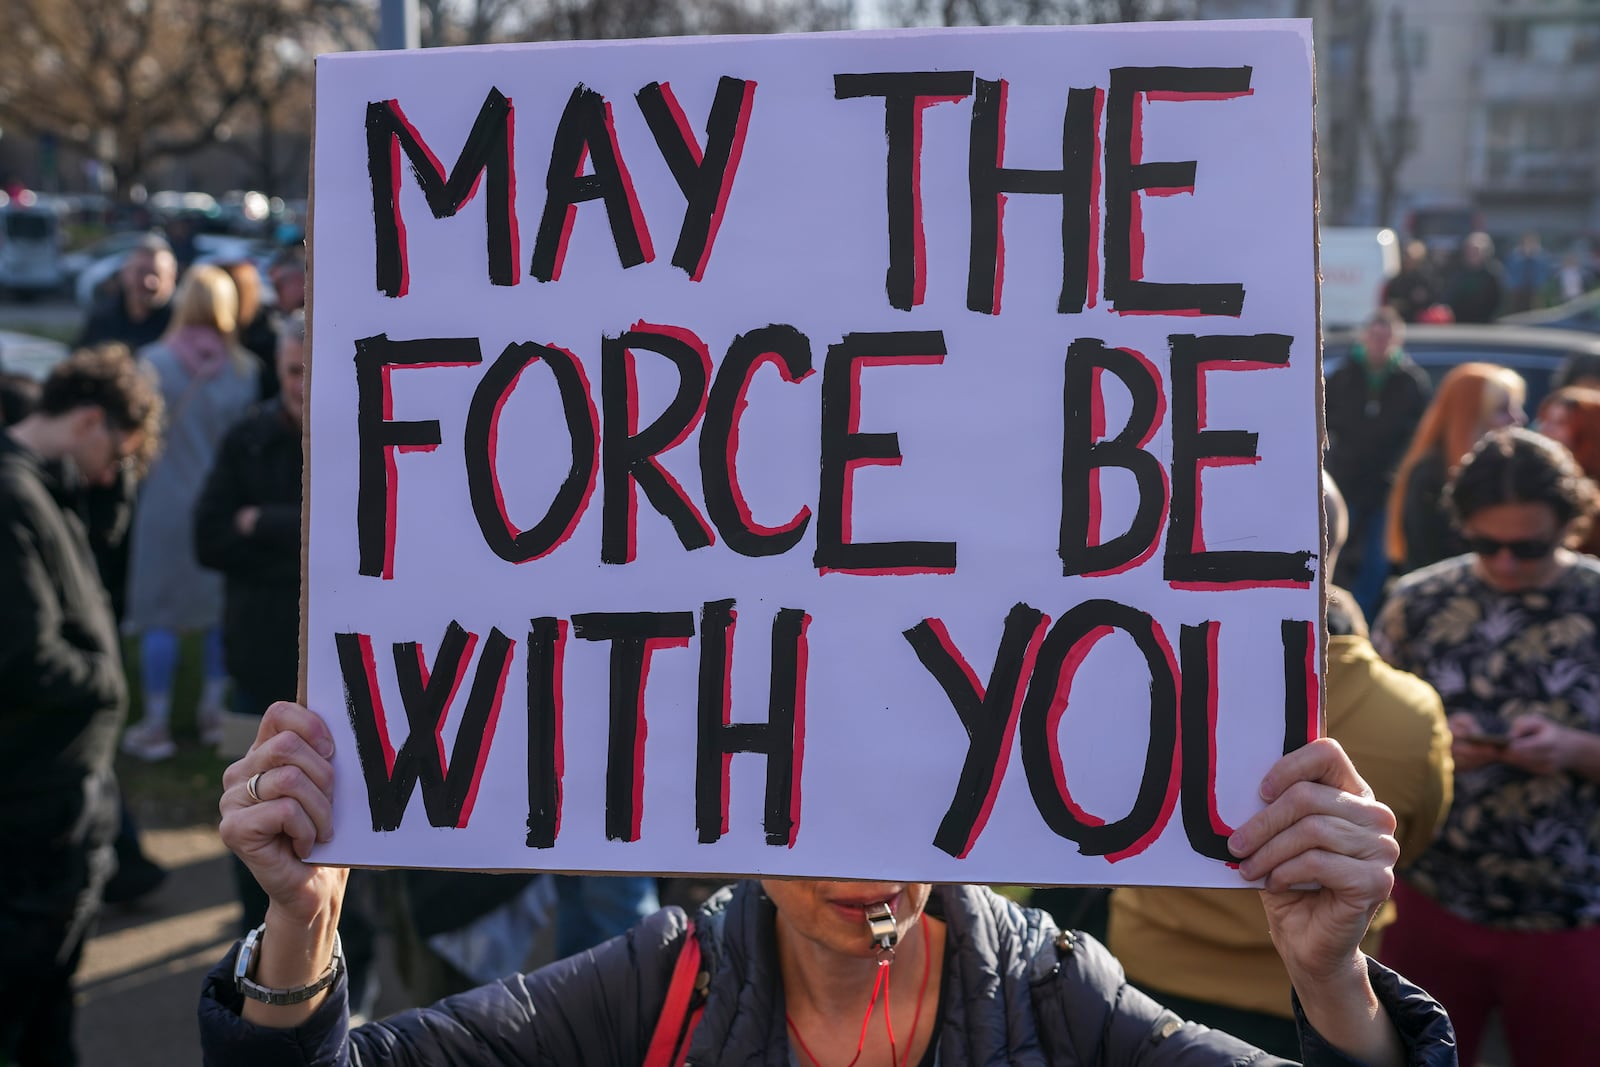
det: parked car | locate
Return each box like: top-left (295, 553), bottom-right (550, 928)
top-left (75, 233), bottom-right (279, 308)
top-left (0, 329), bottom-right (70, 379)
top-left (1499, 289), bottom-right (1600, 335)
top-left (1323, 323), bottom-right (1600, 410)
top-left (0, 203), bottom-right (68, 298)
top-left (1403, 203), bottom-right (1481, 255)
top-left (60, 230), bottom-right (161, 285)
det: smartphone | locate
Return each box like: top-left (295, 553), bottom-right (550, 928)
top-left (1460, 730), bottom-right (1510, 748)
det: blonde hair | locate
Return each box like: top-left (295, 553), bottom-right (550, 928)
top-left (1386, 362), bottom-right (1525, 563)
top-left (220, 260), bottom-right (262, 327)
top-left (166, 263), bottom-right (239, 337)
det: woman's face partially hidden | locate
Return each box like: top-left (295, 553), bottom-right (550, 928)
top-left (1465, 502), bottom-right (1567, 594)
top-left (762, 880), bottom-right (932, 960)
top-left (1540, 403), bottom-right (1575, 452)
top-left (1482, 383), bottom-right (1527, 432)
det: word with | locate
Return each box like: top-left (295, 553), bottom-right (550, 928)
top-left (336, 603), bottom-right (808, 847)
top-left (335, 599), bottom-right (1316, 863)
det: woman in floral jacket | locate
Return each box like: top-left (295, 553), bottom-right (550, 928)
top-left (1374, 426), bottom-right (1600, 1066)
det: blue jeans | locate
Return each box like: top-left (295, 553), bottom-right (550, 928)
top-left (1348, 504), bottom-right (1391, 623)
top-left (139, 626), bottom-right (225, 701)
top-left (553, 876), bottom-right (659, 958)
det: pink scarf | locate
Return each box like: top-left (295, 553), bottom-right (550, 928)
top-left (169, 325), bottom-right (231, 380)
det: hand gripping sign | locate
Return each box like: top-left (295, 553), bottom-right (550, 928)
top-left (305, 20), bottom-right (1322, 887)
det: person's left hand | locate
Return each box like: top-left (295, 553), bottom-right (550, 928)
top-left (1502, 715), bottom-right (1568, 775)
top-left (1230, 738), bottom-right (1399, 987)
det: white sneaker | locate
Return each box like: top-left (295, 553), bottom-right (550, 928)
top-left (198, 705), bottom-right (227, 747)
top-left (121, 720), bottom-right (177, 762)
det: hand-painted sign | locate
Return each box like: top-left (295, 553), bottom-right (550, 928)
top-left (306, 20), bottom-right (1321, 885)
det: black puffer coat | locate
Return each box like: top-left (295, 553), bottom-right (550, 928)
top-left (193, 399), bottom-right (302, 703)
top-left (200, 883), bottom-right (1455, 1066)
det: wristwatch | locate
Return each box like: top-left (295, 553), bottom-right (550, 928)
top-left (234, 922), bottom-right (345, 1006)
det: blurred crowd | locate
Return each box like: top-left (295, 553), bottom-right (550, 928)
top-left (3, 226), bottom-right (1600, 1066)
top-left (0, 235), bottom-right (698, 1063)
top-left (1382, 230), bottom-right (1595, 327)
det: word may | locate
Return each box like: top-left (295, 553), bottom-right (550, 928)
top-left (355, 326), bottom-right (1314, 588)
top-left (366, 66), bottom-right (1253, 315)
top-left (335, 599), bottom-right (1317, 862)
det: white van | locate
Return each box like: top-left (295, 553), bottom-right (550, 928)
top-left (0, 204), bottom-right (68, 298)
top-left (1319, 226), bottom-right (1400, 330)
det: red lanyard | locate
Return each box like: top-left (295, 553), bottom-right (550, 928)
top-left (786, 918), bottom-right (933, 1067)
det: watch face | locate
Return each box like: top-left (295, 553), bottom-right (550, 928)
top-left (233, 924), bottom-right (264, 984)
top-left (235, 927), bottom-right (344, 1005)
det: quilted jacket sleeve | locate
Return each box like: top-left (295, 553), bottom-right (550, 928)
top-left (1033, 931), bottom-right (1454, 1066)
top-left (1291, 958), bottom-right (1458, 1067)
top-left (1030, 929), bottom-right (1292, 1066)
top-left (198, 906), bottom-right (690, 1066)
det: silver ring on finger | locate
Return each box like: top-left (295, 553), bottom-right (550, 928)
top-left (246, 771), bottom-right (265, 804)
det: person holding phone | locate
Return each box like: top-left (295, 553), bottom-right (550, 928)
top-left (1374, 427), bottom-right (1600, 1067)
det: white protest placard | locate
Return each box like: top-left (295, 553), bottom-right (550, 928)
top-left (305, 20), bottom-right (1322, 887)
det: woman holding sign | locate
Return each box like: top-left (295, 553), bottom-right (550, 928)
top-left (198, 703), bottom-right (1453, 1066)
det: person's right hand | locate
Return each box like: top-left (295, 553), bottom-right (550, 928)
top-left (219, 701), bottom-right (345, 925)
top-left (1447, 712), bottom-right (1504, 772)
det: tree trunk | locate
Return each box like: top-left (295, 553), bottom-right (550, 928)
top-left (256, 98), bottom-right (280, 193)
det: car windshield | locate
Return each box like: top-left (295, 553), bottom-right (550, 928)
top-left (4, 213), bottom-right (54, 241)
top-left (1323, 340), bottom-right (1572, 409)
top-left (1409, 210), bottom-right (1473, 241)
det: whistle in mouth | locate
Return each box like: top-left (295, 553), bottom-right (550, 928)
top-left (865, 901), bottom-right (898, 955)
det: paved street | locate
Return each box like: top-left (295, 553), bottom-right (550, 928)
top-left (0, 296), bottom-right (80, 343)
top-left (75, 823), bottom-right (416, 1066)
top-left (77, 827), bottom-right (237, 1067)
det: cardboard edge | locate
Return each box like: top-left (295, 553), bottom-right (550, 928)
top-left (299, 64), bottom-right (318, 709)
top-left (1310, 29), bottom-right (1329, 740)
top-left (298, 25), bottom-right (1322, 887)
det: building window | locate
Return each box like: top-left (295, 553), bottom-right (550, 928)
top-left (1574, 23), bottom-right (1600, 61)
top-left (1406, 28), bottom-right (1428, 69)
top-left (1491, 20), bottom-right (1530, 56)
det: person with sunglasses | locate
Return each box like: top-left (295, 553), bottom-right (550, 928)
top-left (1373, 427), bottom-right (1600, 1067)
top-left (0, 344), bottom-right (163, 1066)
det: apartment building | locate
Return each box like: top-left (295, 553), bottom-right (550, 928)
top-left (1204, 0), bottom-right (1599, 244)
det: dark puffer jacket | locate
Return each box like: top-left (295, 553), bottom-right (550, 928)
top-left (199, 883), bottom-right (1455, 1066)
top-left (192, 398), bottom-right (302, 703)
top-left (0, 435), bottom-right (124, 866)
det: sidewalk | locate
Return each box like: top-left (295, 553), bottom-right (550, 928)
top-left (76, 827), bottom-right (238, 1066)
top-left (74, 824), bottom-right (409, 1065)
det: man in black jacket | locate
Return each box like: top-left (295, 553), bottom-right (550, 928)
top-left (1324, 309), bottom-right (1430, 618)
top-left (0, 346), bottom-right (161, 1066)
top-left (75, 235), bottom-right (178, 352)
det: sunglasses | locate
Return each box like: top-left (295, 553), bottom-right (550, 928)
top-left (1465, 535), bottom-right (1556, 561)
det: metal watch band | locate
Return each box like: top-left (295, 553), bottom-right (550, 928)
top-left (234, 922), bottom-right (345, 1006)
